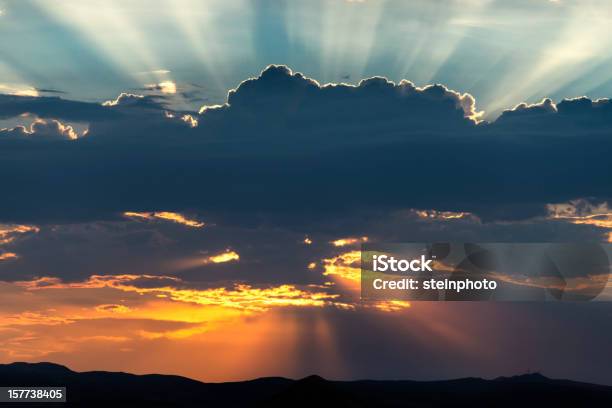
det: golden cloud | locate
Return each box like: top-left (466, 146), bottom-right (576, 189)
top-left (123, 211), bottom-right (204, 228)
top-left (203, 250), bottom-right (240, 264)
top-left (322, 250), bottom-right (361, 282)
top-left (0, 252), bottom-right (18, 261)
top-left (547, 200), bottom-right (612, 242)
top-left (0, 224), bottom-right (39, 245)
top-left (17, 274), bottom-right (338, 312)
top-left (181, 114), bottom-right (198, 128)
top-left (331, 236), bottom-right (368, 247)
top-left (321, 250), bottom-right (411, 311)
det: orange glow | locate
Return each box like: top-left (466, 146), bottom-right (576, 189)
top-left (322, 251), bottom-right (361, 282)
top-left (204, 250), bottom-right (240, 264)
top-left (547, 200), bottom-right (612, 241)
top-left (0, 224), bottom-right (39, 245)
top-left (372, 300), bottom-right (411, 312)
top-left (551, 213), bottom-right (612, 229)
top-left (123, 211), bottom-right (204, 228)
top-left (17, 274), bottom-right (338, 312)
top-left (0, 252), bottom-right (18, 261)
top-left (320, 251), bottom-right (412, 312)
top-left (304, 237), bottom-right (313, 245)
top-left (94, 304), bottom-right (131, 313)
top-left (0, 272), bottom-right (349, 377)
top-left (181, 114), bottom-right (198, 128)
top-left (331, 236), bottom-right (368, 247)
top-left (0, 270), bottom-right (430, 382)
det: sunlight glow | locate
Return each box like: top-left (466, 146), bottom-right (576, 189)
top-left (284, 0), bottom-right (386, 82)
top-left (0, 252), bottom-right (18, 261)
top-left (547, 200), bottom-right (612, 242)
top-left (35, 0), bottom-right (172, 87)
top-left (322, 250), bottom-right (361, 282)
top-left (17, 274), bottom-right (339, 313)
top-left (331, 237), bottom-right (368, 247)
top-left (167, 0), bottom-right (254, 91)
top-left (0, 83), bottom-right (39, 97)
top-left (123, 211), bottom-right (205, 228)
top-left (0, 0), bottom-right (606, 117)
top-left (483, 2), bottom-right (612, 115)
top-left (204, 250), bottom-right (240, 264)
top-left (147, 80), bottom-right (177, 94)
top-left (0, 225), bottom-right (40, 245)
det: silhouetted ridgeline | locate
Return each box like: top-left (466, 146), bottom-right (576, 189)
top-left (0, 362), bottom-right (611, 407)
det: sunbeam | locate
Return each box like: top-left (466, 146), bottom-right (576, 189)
top-left (485, 1), bottom-right (612, 115)
top-left (34, 0), bottom-right (169, 85)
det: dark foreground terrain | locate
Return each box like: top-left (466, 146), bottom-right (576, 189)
top-left (1, 362), bottom-right (611, 407)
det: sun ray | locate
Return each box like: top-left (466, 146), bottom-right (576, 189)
top-left (34, 0), bottom-right (169, 85)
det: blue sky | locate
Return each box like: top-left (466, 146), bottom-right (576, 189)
top-left (2, 0), bottom-right (612, 118)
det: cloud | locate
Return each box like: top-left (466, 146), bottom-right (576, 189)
top-left (3, 272), bottom-right (610, 384)
top-left (101, 92), bottom-right (168, 109)
top-left (0, 94), bottom-right (119, 122)
top-left (1, 200), bottom-right (611, 382)
top-left (135, 69), bottom-right (171, 76)
top-left (547, 199), bottom-right (612, 242)
top-left (331, 237), bottom-right (369, 247)
top-left (94, 303), bottom-right (131, 313)
top-left (1, 119), bottom-right (80, 140)
top-left (201, 65), bottom-right (482, 130)
top-left (0, 224), bottom-right (39, 245)
top-left (144, 81), bottom-right (177, 94)
top-left (16, 273), bottom-right (339, 312)
top-left (123, 211), bottom-right (205, 228)
top-left (322, 250), bottom-right (361, 282)
top-left (35, 88), bottom-right (67, 95)
top-left (495, 96), bottom-right (612, 130)
top-left (0, 252), bottom-right (18, 261)
top-left (202, 250), bottom-right (240, 264)
top-left (0, 84), bottom-right (39, 97)
top-left (0, 65), bottom-right (612, 224)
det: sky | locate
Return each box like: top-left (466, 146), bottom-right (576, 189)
top-left (2, 0), bottom-right (612, 117)
top-left (1, 0), bottom-right (612, 385)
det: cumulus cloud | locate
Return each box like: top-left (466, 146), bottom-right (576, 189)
top-left (200, 65), bottom-right (482, 134)
top-left (495, 96), bottom-right (612, 131)
top-left (3, 119), bottom-right (80, 140)
top-left (0, 65), bottom-right (612, 224)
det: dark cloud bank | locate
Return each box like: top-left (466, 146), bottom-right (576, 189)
top-left (2, 65), bottom-right (612, 224)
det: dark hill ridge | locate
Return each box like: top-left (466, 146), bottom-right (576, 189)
top-left (0, 362), bottom-right (611, 407)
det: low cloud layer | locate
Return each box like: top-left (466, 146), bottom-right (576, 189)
top-left (1, 65), bottom-right (612, 224)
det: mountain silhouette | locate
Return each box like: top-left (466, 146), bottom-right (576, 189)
top-left (0, 362), bottom-right (610, 407)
